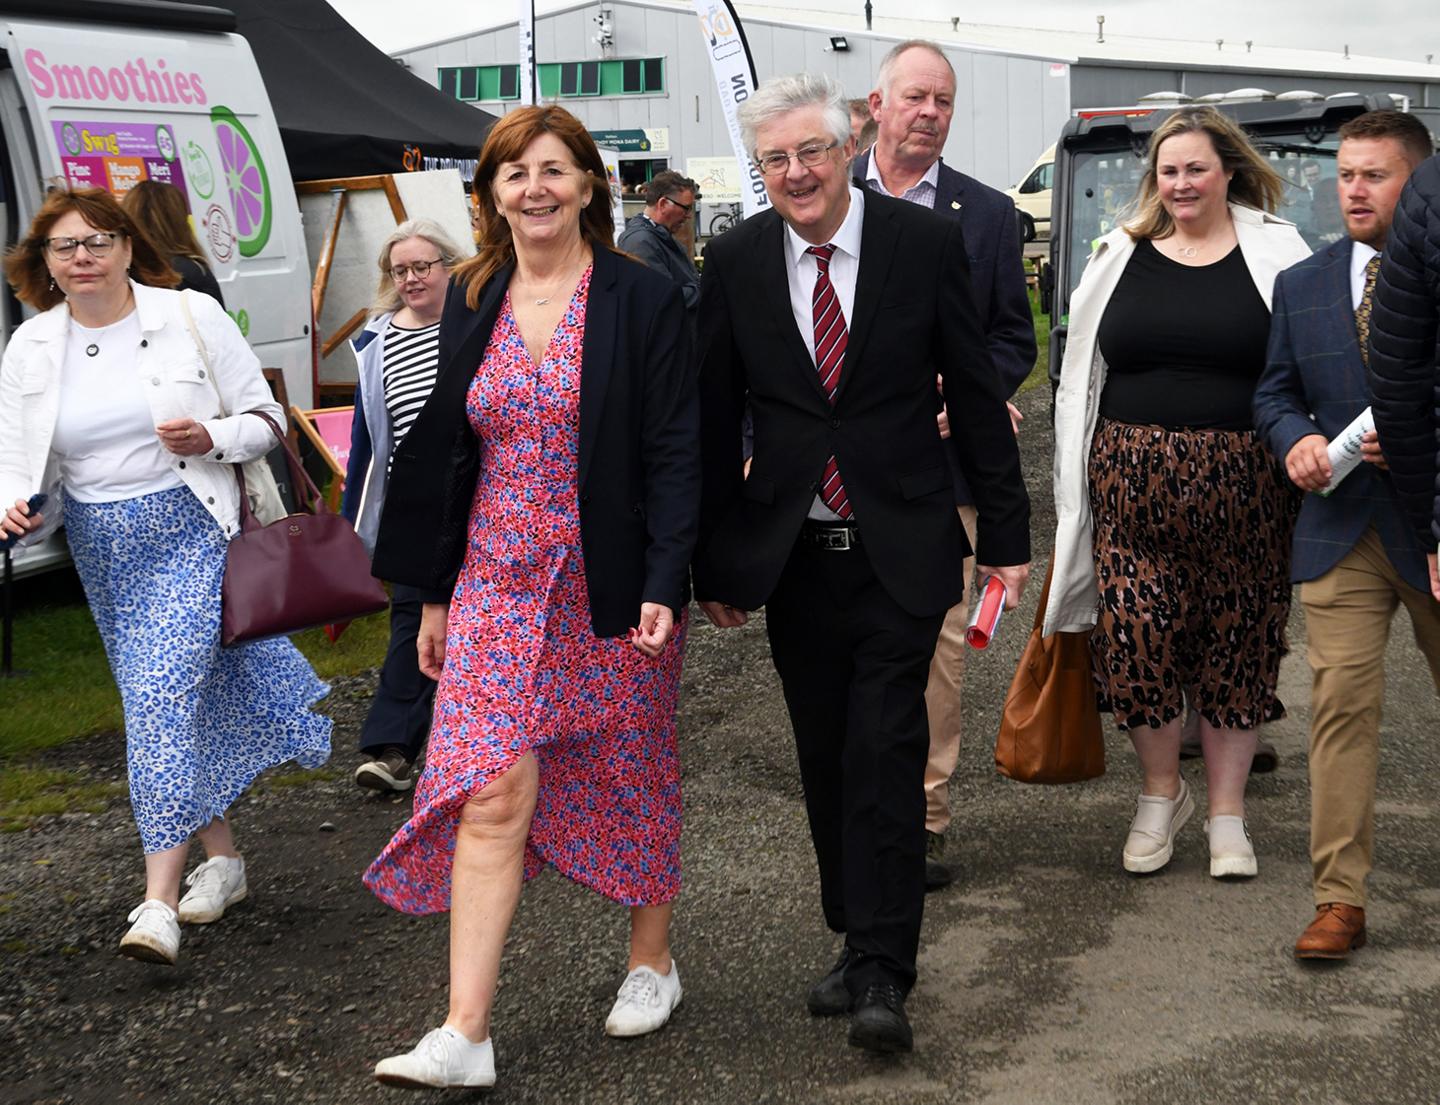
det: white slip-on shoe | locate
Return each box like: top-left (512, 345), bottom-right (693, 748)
top-left (373, 1026), bottom-right (496, 1089)
top-left (119, 899), bottom-right (180, 965)
top-left (1206, 815), bottom-right (1258, 879)
top-left (604, 963), bottom-right (683, 1038)
top-left (178, 855), bottom-right (248, 924)
top-left (1122, 779), bottom-right (1195, 873)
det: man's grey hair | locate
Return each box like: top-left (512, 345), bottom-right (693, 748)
top-left (738, 72), bottom-right (851, 157)
top-left (874, 39), bottom-right (955, 100)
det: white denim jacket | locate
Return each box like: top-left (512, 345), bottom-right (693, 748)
top-left (0, 281), bottom-right (283, 542)
top-left (1041, 203), bottom-right (1311, 636)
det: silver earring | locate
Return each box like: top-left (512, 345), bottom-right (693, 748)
top-left (49, 277), bottom-right (56, 291)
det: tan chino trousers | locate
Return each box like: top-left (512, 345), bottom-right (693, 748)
top-left (923, 505), bottom-right (979, 835)
top-left (1301, 528), bottom-right (1440, 908)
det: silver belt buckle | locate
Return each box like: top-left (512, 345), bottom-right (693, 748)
top-left (815, 526), bottom-right (854, 550)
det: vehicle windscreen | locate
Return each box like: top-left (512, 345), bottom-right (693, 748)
top-left (1061, 132), bottom-right (1343, 311)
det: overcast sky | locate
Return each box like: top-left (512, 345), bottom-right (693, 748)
top-left (329, 0), bottom-right (1440, 62)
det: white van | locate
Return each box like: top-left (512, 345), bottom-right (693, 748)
top-left (1004, 143), bottom-right (1055, 243)
top-left (1, 2), bottom-right (312, 576)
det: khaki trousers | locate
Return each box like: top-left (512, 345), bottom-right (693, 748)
top-left (1301, 528), bottom-right (1440, 908)
top-left (923, 504), bottom-right (979, 834)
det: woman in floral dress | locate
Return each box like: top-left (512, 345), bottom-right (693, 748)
top-left (366, 106), bottom-right (699, 1090)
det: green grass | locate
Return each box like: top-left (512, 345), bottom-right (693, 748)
top-left (0, 764), bottom-right (124, 832)
top-left (1019, 272), bottom-right (1053, 395)
top-left (0, 569), bottom-right (388, 760)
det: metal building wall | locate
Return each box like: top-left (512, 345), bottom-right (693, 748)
top-left (393, 2), bottom-right (1072, 192)
top-left (1071, 64), bottom-right (1439, 109)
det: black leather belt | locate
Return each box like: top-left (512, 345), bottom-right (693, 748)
top-left (799, 521), bottom-right (861, 550)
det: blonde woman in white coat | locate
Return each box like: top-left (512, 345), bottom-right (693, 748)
top-left (1043, 108), bottom-right (1310, 880)
top-left (0, 189), bottom-right (331, 966)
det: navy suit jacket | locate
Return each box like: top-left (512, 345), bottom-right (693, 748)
top-left (1253, 237), bottom-right (1431, 593)
top-left (853, 152), bottom-right (1035, 505)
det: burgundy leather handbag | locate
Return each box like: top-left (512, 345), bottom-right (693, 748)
top-left (220, 412), bottom-right (389, 647)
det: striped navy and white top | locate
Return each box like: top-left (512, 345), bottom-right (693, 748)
top-left (381, 320), bottom-right (441, 470)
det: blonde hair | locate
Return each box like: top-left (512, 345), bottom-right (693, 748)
top-left (1125, 106), bottom-right (1285, 241)
top-left (371, 217), bottom-right (469, 316)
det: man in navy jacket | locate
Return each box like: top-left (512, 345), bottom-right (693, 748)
top-left (853, 39), bottom-right (1034, 891)
top-left (1254, 110), bottom-right (1440, 962)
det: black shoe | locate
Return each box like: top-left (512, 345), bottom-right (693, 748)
top-left (924, 831), bottom-right (953, 892)
top-left (806, 946), bottom-right (854, 1016)
top-left (848, 983), bottom-right (913, 1053)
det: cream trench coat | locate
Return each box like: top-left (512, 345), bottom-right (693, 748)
top-left (0, 281), bottom-right (282, 543)
top-left (1041, 203), bottom-right (1311, 637)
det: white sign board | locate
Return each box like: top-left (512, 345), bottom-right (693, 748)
top-left (687, 156), bottom-right (743, 202)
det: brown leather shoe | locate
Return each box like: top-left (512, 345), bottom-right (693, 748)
top-left (1294, 903), bottom-right (1367, 961)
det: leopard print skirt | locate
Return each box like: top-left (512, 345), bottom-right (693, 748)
top-left (1086, 418), bottom-right (1300, 731)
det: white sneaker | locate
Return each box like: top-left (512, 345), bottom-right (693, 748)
top-left (1206, 815), bottom-right (1258, 879)
top-left (604, 963), bottom-right (683, 1038)
top-left (119, 899), bottom-right (180, 965)
top-left (1122, 779), bottom-right (1194, 873)
top-left (373, 1026), bottom-right (496, 1089)
top-left (178, 855), bottom-right (248, 924)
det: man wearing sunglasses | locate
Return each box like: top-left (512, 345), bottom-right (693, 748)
top-left (617, 170), bottom-right (700, 314)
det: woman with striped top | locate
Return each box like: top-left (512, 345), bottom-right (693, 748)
top-left (343, 218), bottom-right (470, 792)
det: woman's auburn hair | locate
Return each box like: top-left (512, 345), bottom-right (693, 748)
top-left (454, 105), bottom-right (616, 309)
top-left (5, 187), bottom-right (180, 310)
top-left (1124, 106), bottom-right (1286, 242)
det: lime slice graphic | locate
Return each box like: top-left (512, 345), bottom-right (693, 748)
top-left (210, 106), bottom-right (272, 257)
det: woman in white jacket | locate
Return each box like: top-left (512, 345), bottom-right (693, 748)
top-left (1043, 108), bottom-right (1310, 880)
top-left (0, 188), bottom-right (331, 965)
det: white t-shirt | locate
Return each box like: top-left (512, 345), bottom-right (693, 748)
top-left (51, 312), bottom-right (184, 503)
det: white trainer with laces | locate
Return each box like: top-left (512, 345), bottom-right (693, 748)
top-left (178, 854), bottom-right (248, 924)
top-left (119, 899), bottom-right (180, 965)
top-left (605, 962), bottom-right (683, 1038)
top-left (1206, 815), bottom-right (1258, 879)
top-left (373, 1026), bottom-right (496, 1089)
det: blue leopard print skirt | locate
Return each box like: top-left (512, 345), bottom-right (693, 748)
top-left (64, 486), bottom-right (333, 853)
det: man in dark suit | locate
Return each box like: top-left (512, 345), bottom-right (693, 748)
top-left (616, 170), bottom-right (700, 314)
top-left (854, 39), bottom-right (1035, 890)
top-left (694, 72), bottom-right (1030, 1053)
top-left (1254, 110), bottom-right (1440, 962)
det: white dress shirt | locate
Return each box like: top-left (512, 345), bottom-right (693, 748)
top-left (1350, 239), bottom-right (1380, 310)
top-left (783, 186), bottom-right (866, 521)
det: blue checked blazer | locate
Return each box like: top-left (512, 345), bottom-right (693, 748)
top-left (1253, 237), bottom-right (1431, 593)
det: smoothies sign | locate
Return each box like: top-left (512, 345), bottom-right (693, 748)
top-left (22, 46), bottom-right (275, 258)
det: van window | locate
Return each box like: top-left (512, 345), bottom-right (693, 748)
top-left (1021, 162), bottom-right (1053, 194)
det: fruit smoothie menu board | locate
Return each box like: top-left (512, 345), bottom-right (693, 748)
top-left (53, 119), bottom-right (190, 200)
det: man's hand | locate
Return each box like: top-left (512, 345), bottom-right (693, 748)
top-left (1429, 552), bottom-right (1438, 603)
top-left (1359, 429), bottom-right (1389, 470)
top-left (698, 600), bottom-right (748, 628)
top-left (1006, 401), bottom-right (1024, 437)
top-left (417, 602), bottom-right (449, 680)
top-left (976, 563), bottom-right (1030, 610)
top-left (1285, 433), bottom-right (1332, 491)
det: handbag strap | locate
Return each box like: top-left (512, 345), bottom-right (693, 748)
top-left (1028, 558), bottom-right (1058, 633)
top-left (234, 412), bottom-right (330, 529)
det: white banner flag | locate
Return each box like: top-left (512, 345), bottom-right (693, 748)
top-left (518, 0), bottom-right (537, 105)
top-left (692, 0), bottom-right (769, 218)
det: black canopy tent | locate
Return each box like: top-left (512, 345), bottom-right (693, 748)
top-left (23, 0), bottom-right (497, 181)
top-left (172, 0), bottom-right (498, 180)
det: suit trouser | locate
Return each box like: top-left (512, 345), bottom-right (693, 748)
top-left (359, 583), bottom-right (438, 760)
top-left (1301, 529), bottom-right (1440, 908)
top-left (923, 504), bottom-right (979, 835)
top-left (765, 535), bottom-right (945, 996)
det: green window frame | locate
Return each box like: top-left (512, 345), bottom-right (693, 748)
top-left (438, 65), bottom-right (520, 102)
top-left (531, 58), bottom-right (665, 98)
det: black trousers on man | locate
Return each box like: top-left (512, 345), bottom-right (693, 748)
top-left (764, 531), bottom-right (945, 997)
top-left (358, 583), bottom-right (437, 760)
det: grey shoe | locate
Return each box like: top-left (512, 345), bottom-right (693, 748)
top-left (924, 830), bottom-right (953, 891)
top-left (355, 747), bottom-right (415, 792)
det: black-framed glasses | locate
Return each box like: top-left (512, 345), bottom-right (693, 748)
top-left (755, 141), bottom-right (840, 178)
top-left (661, 194), bottom-right (693, 213)
top-left (389, 257), bottom-right (444, 281)
top-left (44, 232), bottom-right (121, 259)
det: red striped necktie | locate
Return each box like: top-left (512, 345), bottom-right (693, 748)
top-left (806, 243), bottom-right (852, 519)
